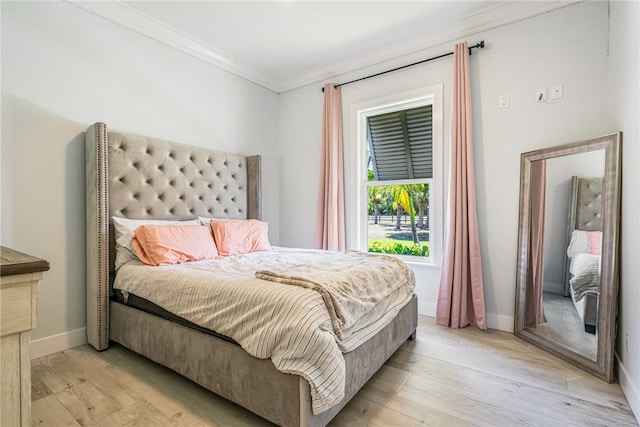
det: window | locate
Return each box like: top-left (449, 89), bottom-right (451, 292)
top-left (354, 85), bottom-right (442, 264)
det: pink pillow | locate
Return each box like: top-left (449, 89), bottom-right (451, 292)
top-left (210, 219), bottom-right (271, 256)
top-left (585, 231), bottom-right (602, 256)
top-left (132, 225), bottom-right (218, 266)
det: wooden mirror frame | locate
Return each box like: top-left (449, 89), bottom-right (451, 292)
top-left (514, 132), bottom-right (621, 382)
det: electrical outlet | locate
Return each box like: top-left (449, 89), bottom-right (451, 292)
top-left (551, 84), bottom-right (563, 100)
top-left (536, 87), bottom-right (546, 102)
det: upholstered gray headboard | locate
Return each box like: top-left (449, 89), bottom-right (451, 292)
top-left (86, 122), bottom-right (261, 350)
top-left (570, 176), bottom-right (603, 232)
top-left (562, 176), bottom-right (602, 296)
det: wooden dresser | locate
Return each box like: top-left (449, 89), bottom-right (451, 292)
top-left (1, 246), bottom-right (49, 427)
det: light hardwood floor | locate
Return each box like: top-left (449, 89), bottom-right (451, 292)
top-left (31, 316), bottom-right (638, 427)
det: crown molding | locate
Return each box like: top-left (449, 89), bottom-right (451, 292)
top-left (277, 1), bottom-right (574, 92)
top-left (67, 0), bottom-right (280, 91)
top-left (68, 0), bottom-right (573, 94)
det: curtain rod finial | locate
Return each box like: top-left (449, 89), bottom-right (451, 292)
top-left (469, 40), bottom-right (485, 55)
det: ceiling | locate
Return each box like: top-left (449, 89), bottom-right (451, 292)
top-left (72, 1), bottom-right (569, 93)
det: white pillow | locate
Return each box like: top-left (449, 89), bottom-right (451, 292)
top-left (198, 216), bottom-right (232, 231)
top-left (112, 217), bottom-right (200, 269)
top-left (197, 216), bottom-right (216, 226)
top-left (567, 230), bottom-right (590, 258)
top-left (198, 216), bottom-right (232, 225)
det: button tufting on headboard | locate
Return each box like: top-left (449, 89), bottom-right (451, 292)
top-left (107, 131), bottom-right (248, 222)
top-left (575, 177), bottom-right (603, 232)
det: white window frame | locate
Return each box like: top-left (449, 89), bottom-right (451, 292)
top-left (352, 84), bottom-right (443, 266)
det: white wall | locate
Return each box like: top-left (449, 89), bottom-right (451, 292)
top-left (608, 1), bottom-right (640, 420)
top-left (1, 2), bottom-right (279, 356)
top-left (279, 1), bottom-right (612, 330)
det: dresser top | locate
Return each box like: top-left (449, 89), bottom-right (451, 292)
top-left (0, 246), bottom-right (50, 277)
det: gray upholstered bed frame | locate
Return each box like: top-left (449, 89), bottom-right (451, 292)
top-left (562, 176), bottom-right (602, 334)
top-left (85, 122), bottom-right (418, 427)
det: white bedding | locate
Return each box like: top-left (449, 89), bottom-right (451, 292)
top-left (569, 251), bottom-right (600, 301)
top-left (113, 247), bottom-right (415, 414)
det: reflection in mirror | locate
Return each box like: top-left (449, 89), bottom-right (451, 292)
top-left (514, 133), bottom-right (621, 382)
top-left (532, 151), bottom-right (604, 361)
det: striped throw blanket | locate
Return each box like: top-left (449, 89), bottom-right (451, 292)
top-left (113, 247), bottom-right (415, 414)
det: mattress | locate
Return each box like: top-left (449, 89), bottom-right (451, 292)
top-left (112, 289), bottom-right (238, 345)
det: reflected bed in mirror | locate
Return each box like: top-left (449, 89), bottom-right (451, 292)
top-left (514, 133), bottom-right (621, 382)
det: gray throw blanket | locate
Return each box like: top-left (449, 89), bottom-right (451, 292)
top-left (570, 264), bottom-right (600, 302)
top-left (256, 250), bottom-right (415, 339)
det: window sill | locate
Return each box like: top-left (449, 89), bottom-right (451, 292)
top-left (397, 256), bottom-right (439, 269)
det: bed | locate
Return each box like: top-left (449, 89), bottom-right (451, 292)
top-left (562, 176), bottom-right (602, 334)
top-left (85, 122), bottom-right (418, 427)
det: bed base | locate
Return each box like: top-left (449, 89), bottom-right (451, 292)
top-left (582, 295), bottom-right (598, 335)
top-left (570, 288), bottom-right (598, 334)
top-left (110, 295), bottom-right (417, 427)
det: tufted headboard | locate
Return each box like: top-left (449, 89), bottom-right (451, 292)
top-left (569, 176), bottom-right (603, 232)
top-left (86, 122), bottom-right (261, 350)
top-left (562, 176), bottom-right (602, 296)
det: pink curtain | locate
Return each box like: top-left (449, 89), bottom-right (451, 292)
top-left (525, 160), bottom-right (547, 327)
top-left (315, 83), bottom-right (346, 251)
top-left (436, 42), bottom-right (487, 329)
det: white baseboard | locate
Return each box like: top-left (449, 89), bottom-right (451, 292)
top-left (30, 327), bottom-right (87, 359)
top-left (417, 302), bottom-right (513, 333)
top-left (544, 281), bottom-right (564, 295)
top-left (486, 312), bottom-right (514, 332)
top-left (418, 301), bottom-right (436, 317)
top-left (617, 353), bottom-right (640, 424)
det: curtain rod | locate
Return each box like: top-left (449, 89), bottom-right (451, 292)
top-left (322, 40), bottom-right (485, 92)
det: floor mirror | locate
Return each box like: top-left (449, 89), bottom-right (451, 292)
top-left (514, 132), bottom-right (621, 382)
